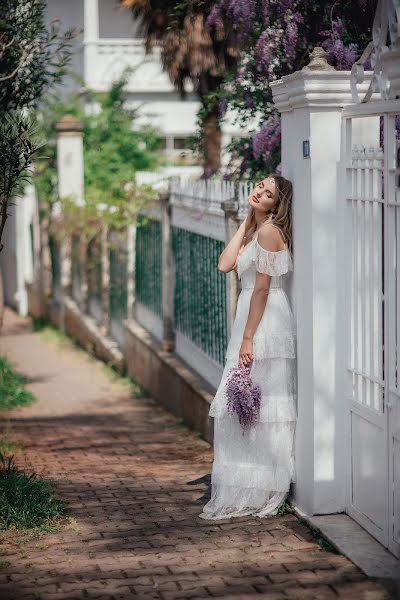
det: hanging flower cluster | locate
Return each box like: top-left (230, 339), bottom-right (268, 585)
top-left (252, 115), bottom-right (281, 161)
top-left (320, 18), bottom-right (359, 70)
top-left (225, 365), bottom-right (261, 430)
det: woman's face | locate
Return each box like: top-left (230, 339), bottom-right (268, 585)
top-left (248, 177), bottom-right (279, 214)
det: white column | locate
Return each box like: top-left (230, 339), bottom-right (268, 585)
top-left (55, 115), bottom-right (85, 206)
top-left (83, 0), bottom-right (99, 89)
top-left (271, 48), bottom-right (372, 516)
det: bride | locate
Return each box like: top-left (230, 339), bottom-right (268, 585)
top-left (199, 174), bottom-right (297, 520)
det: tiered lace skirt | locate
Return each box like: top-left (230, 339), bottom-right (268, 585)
top-left (199, 285), bottom-right (297, 520)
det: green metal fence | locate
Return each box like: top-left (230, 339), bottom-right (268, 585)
top-left (71, 235), bottom-right (81, 304)
top-left (172, 227), bottom-right (228, 365)
top-left (49, 235), bottom-right (61, 299)
top-left (109, 235), bottom-right (128, 325)
top-left (135, 215), bottom-right (162, 317)
top-left (87, 234), bottom-right (103, 324)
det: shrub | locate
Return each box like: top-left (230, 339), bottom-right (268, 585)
top-left (0, 357), bottom-right (35, 410)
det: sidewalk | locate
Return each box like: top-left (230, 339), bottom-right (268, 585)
top-left (0, 308), bottom-right (393, 600)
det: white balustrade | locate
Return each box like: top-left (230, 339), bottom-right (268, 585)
top-left (170, 177), bottom-right (234, 242)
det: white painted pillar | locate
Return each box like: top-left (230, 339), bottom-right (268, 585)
top-left (55, 115), bottom-right (85, 206)
top-left (55, 115), bottom-right (85, 327)
top-left (271, 48), bottom-right (372, 516)
top-left (83, 0), bottom-right (99, 89)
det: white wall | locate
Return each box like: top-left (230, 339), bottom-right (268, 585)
top-left (45, 0), bottom-right (84, 95)
top-left (98, 0), bottom-right (142, 38)
top-left (0, 187), bottom-right (36, 316)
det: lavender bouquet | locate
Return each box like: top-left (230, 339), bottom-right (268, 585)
top-left (225, 366), bottom-right (261, 431)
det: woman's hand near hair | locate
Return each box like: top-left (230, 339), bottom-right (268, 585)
top-left (218, 207), bottom-right (255, 273)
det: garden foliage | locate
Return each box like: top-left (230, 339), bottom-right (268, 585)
top-left (34, 76), bottom-right (163, 239)
top-left (205, 0), bottom-right (377, 179)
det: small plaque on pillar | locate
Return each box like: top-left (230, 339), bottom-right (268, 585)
top-left (303, 140), bottom-right (310, 158)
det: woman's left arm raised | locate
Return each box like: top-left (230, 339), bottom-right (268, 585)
top-left (239, 224), bottom-right (282, 368)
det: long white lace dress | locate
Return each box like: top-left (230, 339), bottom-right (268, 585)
top-left (198, 231), bottom-right (297, 520)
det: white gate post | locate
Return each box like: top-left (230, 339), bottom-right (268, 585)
top-left (55, 115), bottom-right (85, 328)
top-left (55, 115), bottom-right (85, 207)
top-left (271, 48), bottom-right (370, 515)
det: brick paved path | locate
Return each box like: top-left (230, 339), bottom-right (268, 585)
top-left (0, 309), bottom-right (392, 600)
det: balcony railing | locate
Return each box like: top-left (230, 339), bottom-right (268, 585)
top-left (84, 38), bottom-right (176, 93)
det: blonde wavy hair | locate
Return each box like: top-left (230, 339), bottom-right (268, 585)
top-left (247, 173), bottom-right (294, 258)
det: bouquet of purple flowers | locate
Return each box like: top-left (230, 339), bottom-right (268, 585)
top-left (225, 365), bottom-right (261, 430)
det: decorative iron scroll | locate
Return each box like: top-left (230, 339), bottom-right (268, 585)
top-left (351, 0), bottom-right (400, 102)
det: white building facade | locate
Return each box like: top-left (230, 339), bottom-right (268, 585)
top-left (46, 0), bottom-right (239, 164)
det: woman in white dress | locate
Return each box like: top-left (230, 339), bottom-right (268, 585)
top-left (199, 174), bottom-right (297, 520)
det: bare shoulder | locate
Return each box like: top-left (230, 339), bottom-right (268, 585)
top-left (257, 222), bottom-right (284, 252)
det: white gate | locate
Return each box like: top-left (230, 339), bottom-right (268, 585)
top-left (342, 0), bottom-right (400, 555)
top-left (343, 108), bottom-right (399, 557)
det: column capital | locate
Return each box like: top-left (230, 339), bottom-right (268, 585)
top-left (55, 115), bottom-right (84, 136)
top-left (271, 69), bottom-right (373, 113)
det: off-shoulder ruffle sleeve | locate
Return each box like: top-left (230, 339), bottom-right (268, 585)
top-left (255, 239), bottom-right (293, 276)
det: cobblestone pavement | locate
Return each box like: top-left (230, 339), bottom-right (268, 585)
top-left (0, 309), bottom-right (394, 600)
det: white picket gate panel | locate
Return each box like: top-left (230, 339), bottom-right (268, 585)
top-left (341, 0), bottom-right (400, 558)
top-left (343, 107), bottom-right (400, 558)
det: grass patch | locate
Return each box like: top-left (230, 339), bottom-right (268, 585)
top-left (0, 454), bottom-right (67, 532)
top-left (32, 320), bottom-right (76, 349)
top-left (0, 357), bottom-right (36, 411)
top-left (0, 436), bottom-right (22, 457)
top-left (101, 361), bottom-right (150, 399)
top-left (31, 317), bottom-right (48, 332)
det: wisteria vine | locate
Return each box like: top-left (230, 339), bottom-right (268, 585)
top-left (203, 0), bottom-right (377, 180)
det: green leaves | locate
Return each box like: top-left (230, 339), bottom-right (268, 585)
top-left (0, 112), bottom-right (43, 250)
top-left (0, 0), bottom-right (79, 116)
top-left (0, 113), bottom-right (42, 199)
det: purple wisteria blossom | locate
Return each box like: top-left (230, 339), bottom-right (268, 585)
top-left (225, 366), bottom-right (261, 430)
top-left (210, 0), bottom-right (373, 179)
top-left (320, 18), bottom-right (359, 70)
top-left (245, 93), bottom-right (256, 110)
top-left (283, 20), bottom-right (299, 59)
top-left (262, 0), bottom-right (270, 25)
top-left (255, 31), bottom-right (273, 76)
top-left (210, 0), bottom-right (257, 43)
top-left (276, 0), bottom-right (297, 15)
top-left (252, 116), bottom-right (281, 161)
top-left (219, 96), bottom-right (228, 117)
top-left (205, 5), bottom-right (224, 36)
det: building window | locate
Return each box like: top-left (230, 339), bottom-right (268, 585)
top-left (173, 137), bottom-right (192, 150)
